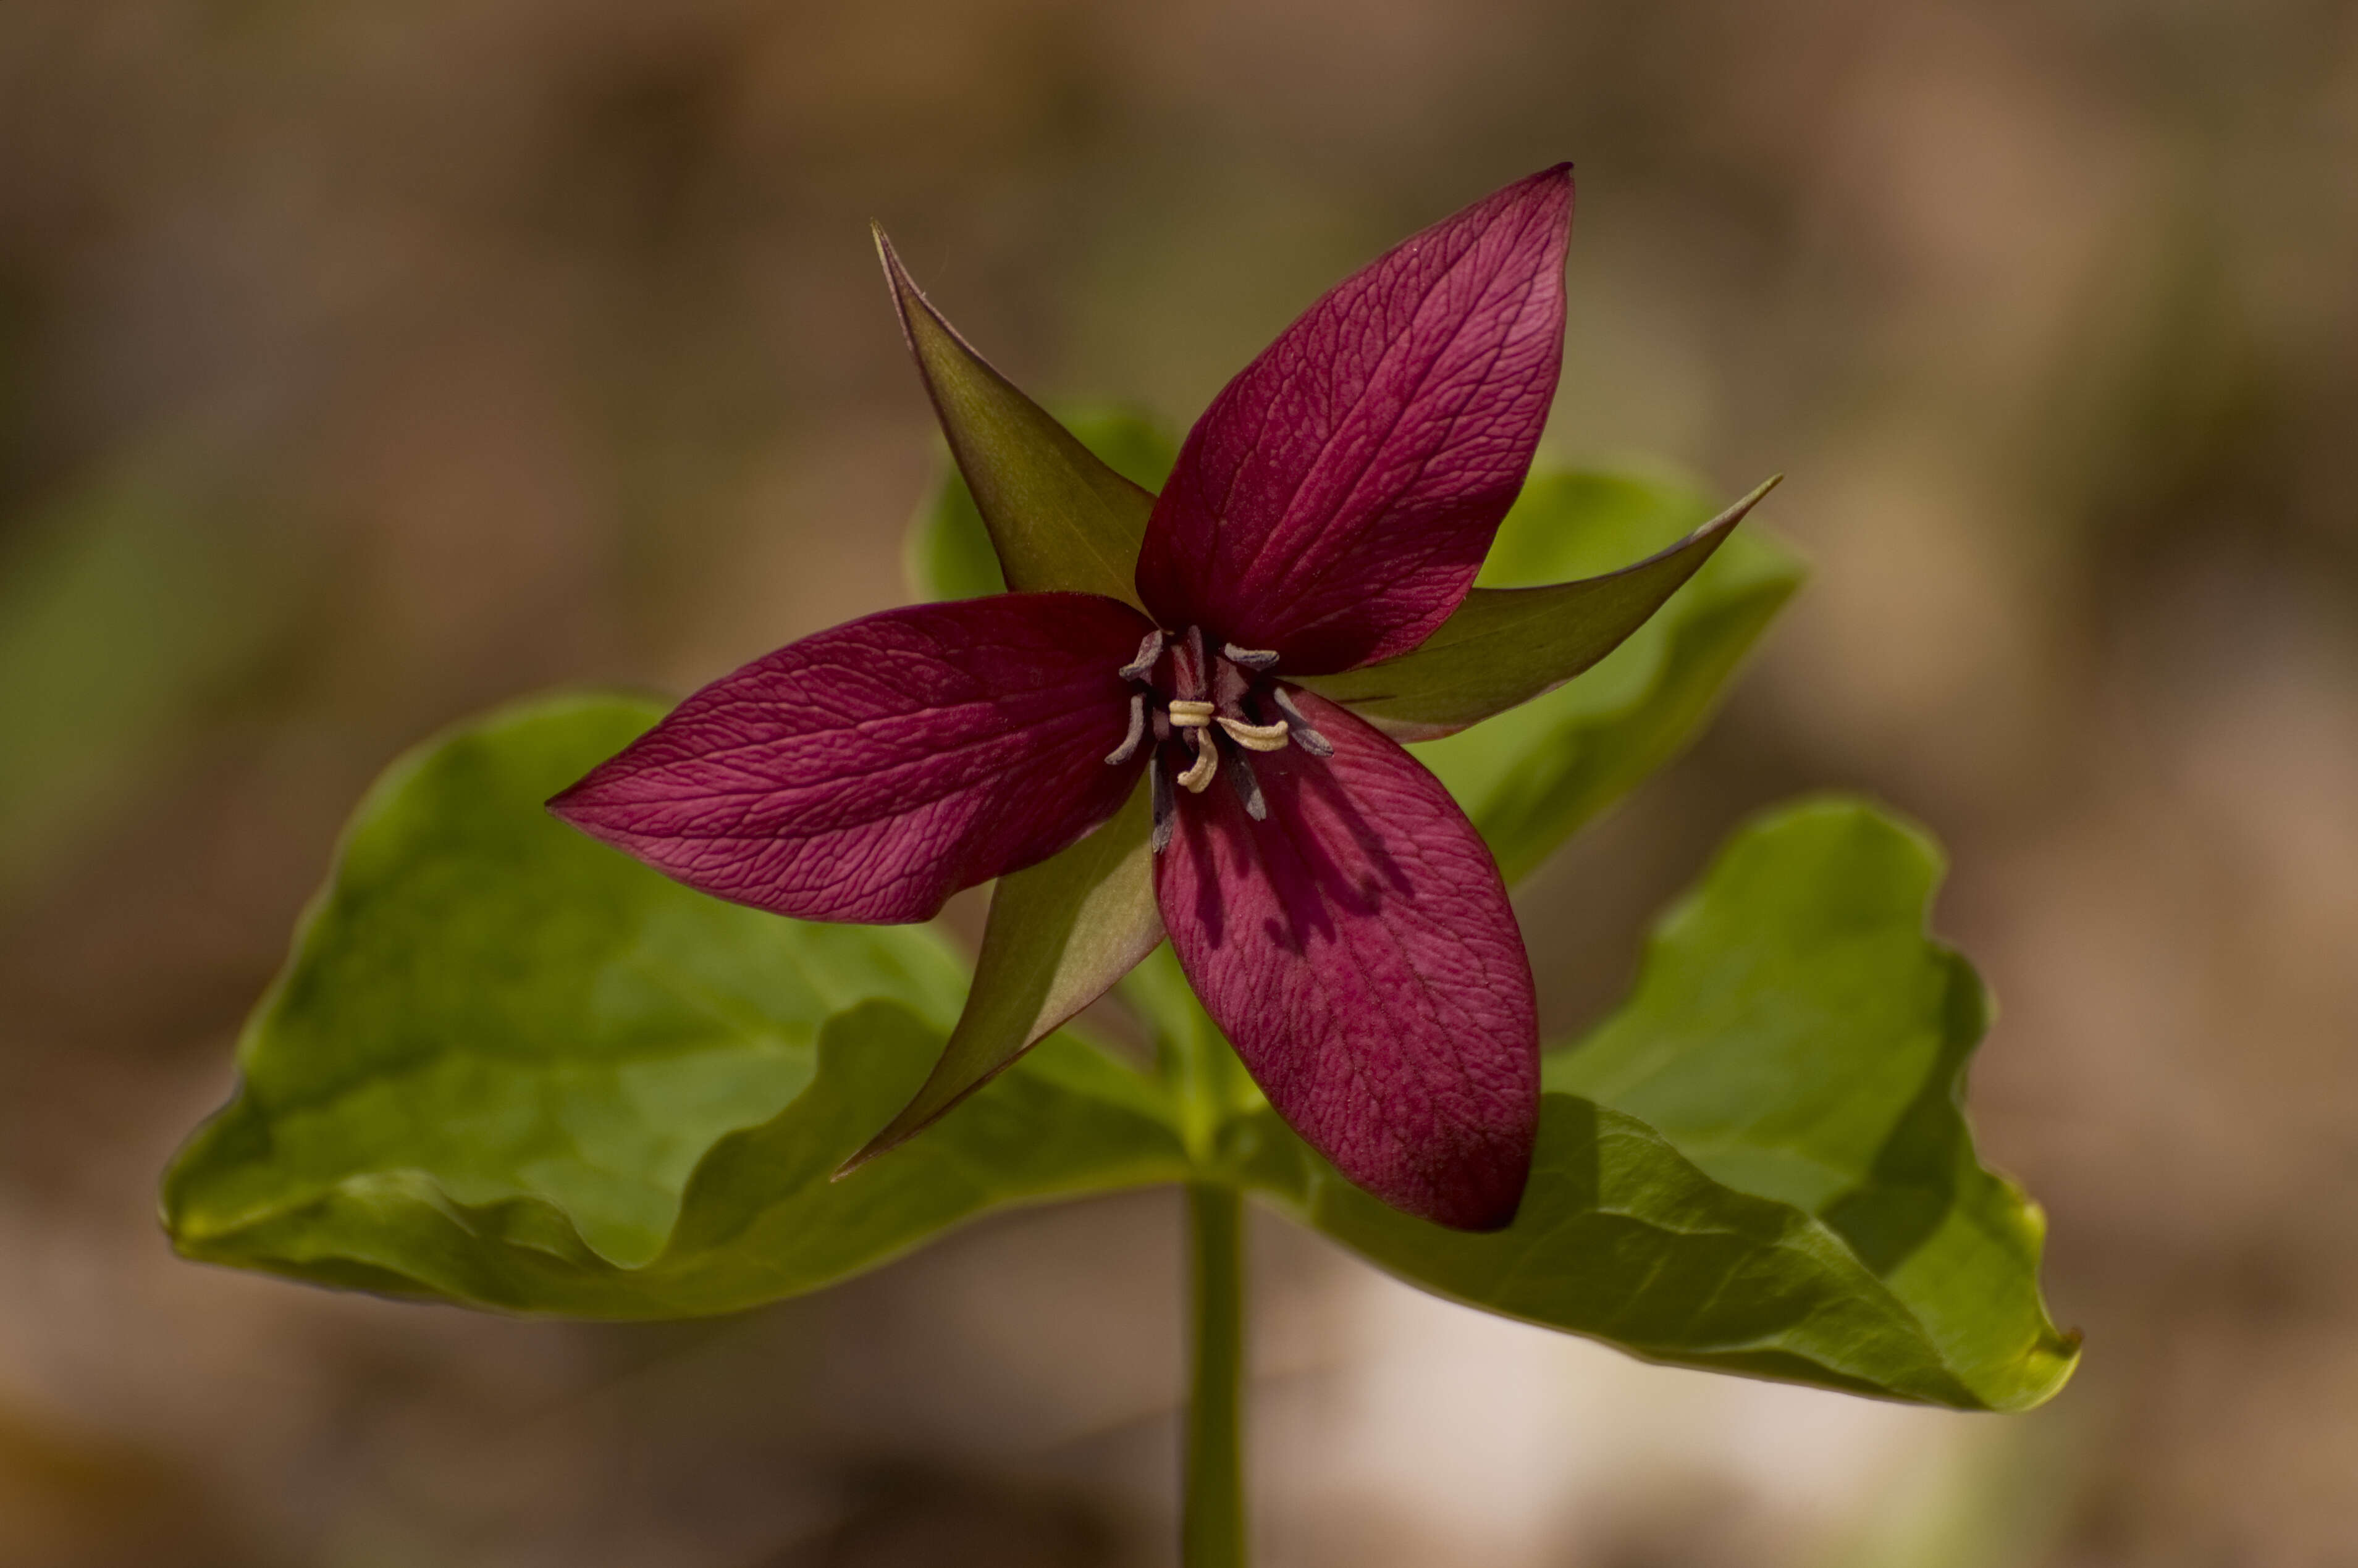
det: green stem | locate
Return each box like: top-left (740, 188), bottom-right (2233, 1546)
top-left (1184, 1182), bottom-right (1247, 1568)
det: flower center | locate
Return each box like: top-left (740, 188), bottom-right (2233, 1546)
top-left (1105, 626), bottom-right (1333, 851)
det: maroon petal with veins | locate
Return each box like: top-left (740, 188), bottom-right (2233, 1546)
top-left (1135, 165), bottom-right (1572, 675)
top-left (550, 594), bottom-right (1154, 924)
top-left (1156, 689), bottom-right (1538, 1230)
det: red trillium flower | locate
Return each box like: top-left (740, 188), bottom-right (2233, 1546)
top-left (552, 166), bottom-right (1763, 1231)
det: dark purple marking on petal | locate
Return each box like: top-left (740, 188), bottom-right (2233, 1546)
top-left (1149, 755), bottom-right (1176, 853)
top-left (550, 594), bottom-right (1155, 924)
top-left (1135, 166), bottom-right (1573, 675)
top-left (1155, 689), bottom-right (1538, 1230)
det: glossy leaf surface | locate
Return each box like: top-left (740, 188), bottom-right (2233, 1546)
top-left (1547, 797), bottom-right (2080, 1408)
top-left (162, 695), bottom-right (1189, 1315)
top-left (162, 693), bottom-right (2076, 1404)
top-left (1213, 797), bottom-right (2076, 1411)
top-left (1402, 470), bottom-right (1805, 880)
top-left (1250, 1097), bottom-right (1984, 1403)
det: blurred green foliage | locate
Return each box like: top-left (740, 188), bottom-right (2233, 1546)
top-left (0, 461), bottom-right (293, 896)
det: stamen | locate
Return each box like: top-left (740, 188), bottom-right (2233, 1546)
top-left (1216, 715), bottom-right (1289, 752)
top-left (1150, 757), bottom-right (1175, 853)
top-left (1176, 727), bottom-right (1219, 792)
top-left (1226, 747), bottom-right (1268, 821)
top-left (1166, 699), bottom-right (1216, 728)
top-left (1222, 643), bottom-right (1279, 670)
top-left (1105, 694), bottom-right (1147, 765)
top-left (1118, 629), bottom-right (1166, 682)
top-left (1271, 687), bottom-right (1334, 757)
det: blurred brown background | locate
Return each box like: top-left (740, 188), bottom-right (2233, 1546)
top-left (3, 0), bottom-right (2356, 1564)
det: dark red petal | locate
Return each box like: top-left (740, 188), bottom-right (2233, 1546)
top-left (1135, 166), bottom-right (1572, 674)
top-left (550, 594), bottom-right (1154, 924)
top-left (1155, 690), bottom-right (1538, 1230)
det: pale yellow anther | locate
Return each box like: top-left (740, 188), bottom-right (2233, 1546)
top-left (1176, 729), bottom-right (1219, 792)
top-left (1166, 700), bottom-right (1217, 728)
top-left (1216, 716), bottom-right (1290, 752)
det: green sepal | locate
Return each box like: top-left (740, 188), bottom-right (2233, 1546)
top-left (905, 405), bottom-right (1179, 603)
top-left (159, 694), bottom-right (1189, 1316)
top-left (870, 401), bottom-right (1177, 1170)
top-left (877, 229), bottom-right (1159, 607)
top-left (1297, 476), bottom-right (1780, 741)
top-left (1406, 469), bottom-right (1806, 881)
top-left (842, 781), bottom-right (1163, 1173)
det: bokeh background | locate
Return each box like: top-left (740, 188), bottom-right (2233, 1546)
top-left (4, 0), bottom-right (2356, 1563)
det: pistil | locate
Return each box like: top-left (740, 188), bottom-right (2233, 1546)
top-left (1110, 626), bottom-right (1331, 847)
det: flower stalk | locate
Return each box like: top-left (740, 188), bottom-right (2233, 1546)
top-left (1185, 1183), bottom-right (1247, 1568)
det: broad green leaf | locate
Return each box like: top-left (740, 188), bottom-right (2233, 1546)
top-left (906, 405), bottom-right (1178, 603)
top-left (878, 229), bottom-right (1161, 607)
top-left (162, 693), bottom-right (1190, 1316)
top-left (1242, 1096), bottom-right (1987, 1406)
top-left (844, 781), bottom-right (1164, 1171)
top-left (1404, 470), bottom-right (1805, 881)
top-left (1124, 955), bottom-right (1982, 1405)
top-left (1547, 797), bottom-right (2079, 1410)
top-left (1297, 476), bottom-right (1779, 741)
top-left (1170, 795), bottom-right (2074, 1411)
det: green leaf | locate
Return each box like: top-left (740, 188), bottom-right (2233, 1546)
top-left (1125, 963), bottom-right (2013, 1409)
top-left (1547, 797), bottom-right (2079, 1409)
top-left (1297, 476), bottom-right (1779, 741)
top-left (161, 694), bottom-right (1190, 1317)
top-left (878, 229), bottom-right (1165, 607)
top-left (843, 780), bottom-right (1164, 1171)
top-left (905, 404), bottom-right (1178, 603)
top-left (1247, 1097), bottom-right (1987, 1406)
top-left (1402, 469), bottom-right (1806, 882)
top-left (1208, 797), bottom-right (2075, 1411)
